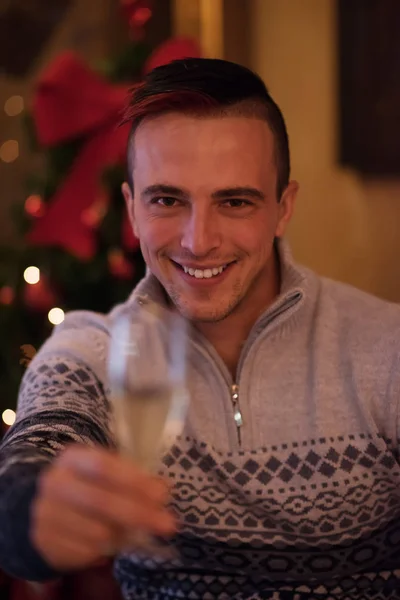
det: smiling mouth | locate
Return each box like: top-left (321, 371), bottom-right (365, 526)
top-left (171, 261), bottom-right (234, 280)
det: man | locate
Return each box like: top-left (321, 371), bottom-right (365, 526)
top-left (1, 58), bottom-right (400, 600)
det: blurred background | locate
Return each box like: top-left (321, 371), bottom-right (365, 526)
top-left (1, 0), bottom-right (400, 597)
top-left (2, 0), bottom-right (400, 427)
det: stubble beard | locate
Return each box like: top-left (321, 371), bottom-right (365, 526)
top-left (165, 279), bottom-right (244, 324)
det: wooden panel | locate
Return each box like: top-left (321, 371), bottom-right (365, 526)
top-left (338, 0), bottom-right (400, 175)
top-left (172, 0), bottom-right (201, 39)
top-left (222, 0), bottom-right (251, 68)
top-left (172, 0), bottom-right (250, 65)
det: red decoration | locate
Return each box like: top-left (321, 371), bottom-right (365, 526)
top-left (28, 52), bottom-right (131, 260)
top-left (24, 276), bottom-right (57, 312)
top-left (28, 37), bottom-right (201, 261)
top-left (120, 0), bottom-right (153, 38)
top-left (0, 286), bottom-right (14, 305)
top-left (144, 37), bottom-right (202, 74)
top-left (25, 194), bottom-right (45, 218)
top-left (108, 249), bottom-right (134, 279)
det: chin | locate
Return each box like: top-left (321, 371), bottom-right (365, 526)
top-left (172, 299), bottom-right (236, 323)
top-left (164, 281), bottom-right (243, 322)
top-left (181, 310), bottom-right (228, 324)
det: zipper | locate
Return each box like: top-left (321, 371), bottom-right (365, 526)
top-left (228, 291), bottom-right (302, 448)
top-left (230, 383), bottom-right (243, 446)
top-left (235, 290), bottom-right (302, 378)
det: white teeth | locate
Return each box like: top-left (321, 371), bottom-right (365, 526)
top-left (183, 265), bottom-right (227, 278)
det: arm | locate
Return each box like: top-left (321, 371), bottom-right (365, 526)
top-left (0, 317), bottom-right (114, 581)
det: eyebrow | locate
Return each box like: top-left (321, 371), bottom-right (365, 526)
top-left (141, 184), bottom-right (186, 199)
top-left (212, 187), bottom-right (265, 201)
top-left (141, 184), bottom-right (265, 201)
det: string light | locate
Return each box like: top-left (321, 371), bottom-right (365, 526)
top-left (4, 95), bottom-right (24, 116)
top-left (0, 140), bottom-right (19, 163)
top-left (2, 409), bottom-right (16, 426)
top-left (24, 266), bottom-right (40, 285)
top-left (48, 307), bottom-right (65, 325)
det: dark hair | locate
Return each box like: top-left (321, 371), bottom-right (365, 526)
top-left (122, 58), bottom-right (290, 199)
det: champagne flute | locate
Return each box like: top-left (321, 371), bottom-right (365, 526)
top-left (108, 303), bottom-right (189, 556)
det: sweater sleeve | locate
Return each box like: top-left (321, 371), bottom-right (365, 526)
top-left (0, 314), bottom-right (115, 581)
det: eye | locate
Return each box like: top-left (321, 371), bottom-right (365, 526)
top-left (223, 198), bottom-right (252, 208)
top-left (151, 197), bottom-right (178, 207)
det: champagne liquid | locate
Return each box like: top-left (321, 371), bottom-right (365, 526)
top-left (115, 385), bottom-right (174, 470)
top-left (112, 384), bottom-right (185, 559)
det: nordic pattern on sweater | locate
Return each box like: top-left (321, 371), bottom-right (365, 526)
top-left (1, 241), bottom-right (400, 599)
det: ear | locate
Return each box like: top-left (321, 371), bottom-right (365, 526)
top-left (121, 182), bottom-right (139, 238)
top-left (275, 180), bottom-right (299, 238)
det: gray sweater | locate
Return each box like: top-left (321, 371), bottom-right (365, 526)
top-left (1, 240), bottom-right (400, 599)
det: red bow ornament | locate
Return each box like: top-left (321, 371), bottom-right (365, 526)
top-left (28, 38), bottom-right (201, 260)
top-left (28, 51), bottom-right (133, 259)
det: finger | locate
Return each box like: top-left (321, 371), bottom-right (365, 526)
top-left (34, 497), bottom-right (120, 551)
top-left (32, 498), bottom-right (130, 563)
top-left (33, 528), bottom-right (105, 572)
top-left (41, 469), bottom-right (176, 536)
top-left (59, 446), bottom-right (168, 504)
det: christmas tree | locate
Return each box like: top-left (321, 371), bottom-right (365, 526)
top-left (0, 0), bottom-right (200, 423)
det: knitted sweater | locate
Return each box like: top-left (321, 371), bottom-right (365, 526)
top-left (1, 241), bottom-right (400, 600)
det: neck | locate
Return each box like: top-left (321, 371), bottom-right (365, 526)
top-left (195, 249), bottom-right (281, 379)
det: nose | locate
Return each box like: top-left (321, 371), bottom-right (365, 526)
top-left (180, 205), bottom-right (221, 256)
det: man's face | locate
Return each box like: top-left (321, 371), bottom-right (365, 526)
top-left (123, 113), bottom-right (297, 323)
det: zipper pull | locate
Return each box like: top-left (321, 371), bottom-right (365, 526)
top-left (231, 384), bottom-right (243, 428)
